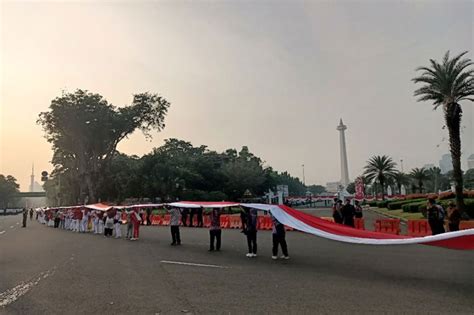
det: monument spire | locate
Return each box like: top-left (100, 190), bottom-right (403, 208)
top-left (336, 119), bottom-right (350, 187)
top-left (30, 163), bottom-right (35, 192)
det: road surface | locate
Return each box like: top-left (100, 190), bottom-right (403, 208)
top-left (1, 212), bottom-right (473, 314)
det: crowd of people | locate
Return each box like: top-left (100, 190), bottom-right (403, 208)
top-left (35, 205), bottom-right (291, 260)
top-left (331, 197), bottom-right (462, 235)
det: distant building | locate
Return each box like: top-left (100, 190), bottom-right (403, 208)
top-left (326, 181), bottom-right (341, 193)
top-left (423, 163), bottom-right (435, 170)
top-left (439, 154), bottom-right (453, 174)
top-left (468, 154), bottom-right (474, 170)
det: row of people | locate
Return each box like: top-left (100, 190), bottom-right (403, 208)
top-left (37, 206), bottom-right (290, 260)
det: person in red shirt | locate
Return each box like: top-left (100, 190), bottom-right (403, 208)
top-left (130, 208), bottom-right (142, 240)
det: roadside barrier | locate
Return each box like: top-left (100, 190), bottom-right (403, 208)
top-left (407, 220), bottom-right (431, 237)
top-left (229, 216), bottom-right (242, 229)
top-left (220, 215), bottom-right (231, 229)
top-left (203, 215), bottom-right (211, 228)
top-left (354, 218), bottom-right (365, 230)
top-left (460, 221), bottom-right (474, 230)
top-left (374, 219), bottom-right (400, 235)
top-left (151, 215), bottom-right (162, 226)
top-left (162, 214), bottom-right (170, 226)
top-left (257, 216), bottom-right (272, 230)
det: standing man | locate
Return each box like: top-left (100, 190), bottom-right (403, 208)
top-left (126, 209), bottom-right (133, 239)
top-left (114, 209), bottom-right (122, 239)
top-left (332, 199), bottom-right (343, 224)
top-left (169, 206), bottom-right (181, 246)
top-left (146, 208), bottom-right (152, 226)
top-left (181, 208), bottom-right (189, 227)
top-left (209, 207), bottom-right (221, 251)
top-left (197, 207), bottom-right (204, 227)
top-left (29, 208), bottom-right (34, 221)
top-left (80, 208), bottom-right (89, 233)
top-left (130, 208), bottom-right (142, 241)
top-left (22, 208), bottom-right (28, 228)
top-left (271, 215), bottom-right (289, 260)
top-left (426, 198), bottom-right (446, 235)
top-left (189, 208), bottom-right (196, 227)
top-left (245, 208), bottom-right (258, 258)
top-left (341, 199), bottom-right (355, 227)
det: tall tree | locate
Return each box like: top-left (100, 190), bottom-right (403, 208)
top-left (392, 171), bottom-right (409, 195)
top-left (427, 167), bottom-right (442, 193)
top-left (363, 155), bottom-right (397, 200)
top-left (413, 51), bottom-right (474, 212)
top-left (410, 167), bottom-right (430, 193)
top-left (0, 175), bottom-right (20, 208)
top-left (38, 89), bottom-right (170, 203)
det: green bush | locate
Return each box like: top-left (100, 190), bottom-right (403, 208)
top-left (402, 202), bottom-right (426, 213)
top-left (387, 198), bottom-right (425, 210)
top-left (368, 201), bottom-right (378, 207)
top-left (377, 201), bottom-right (389, 208)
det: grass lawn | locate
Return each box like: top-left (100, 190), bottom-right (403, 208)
top-left (373, 208), bottom-right (425, 221)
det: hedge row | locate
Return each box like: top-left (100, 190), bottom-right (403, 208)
top-left (402, 199), bottom-right (474, 218)
top-left (387, 198), bottom-right (425, 210)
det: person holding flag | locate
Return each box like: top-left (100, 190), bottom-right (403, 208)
top-left (130, 208), bottom-right (142, 241)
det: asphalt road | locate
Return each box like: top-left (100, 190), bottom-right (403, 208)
top-left (1, 212), bottom-right (473, 314)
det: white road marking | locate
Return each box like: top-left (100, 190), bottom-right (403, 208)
top-left (0, 269), bottom-right (55, 307)
top-left (9, 226), bottom-right (14, 229)
top-left (160, 260), bottom-right (227, 269)
top-left (0, 231), bottom-right (5, 235)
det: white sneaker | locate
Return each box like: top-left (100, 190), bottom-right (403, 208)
top-left (281, 255), bottom-right (290, 260)
top-left (246, 253), bottom-right (252, 258)
top-left (272, 256), bottom-right (278, 260)
top-left (252, 254), bottom-right (257, 258)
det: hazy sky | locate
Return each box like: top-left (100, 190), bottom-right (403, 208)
top-left (1, 0), bottom-right (473, 191)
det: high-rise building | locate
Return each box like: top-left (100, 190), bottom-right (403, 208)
top-left (439, 154), bottom-right (453, 174)
top-left (468, 154), bottom-right (474, 170)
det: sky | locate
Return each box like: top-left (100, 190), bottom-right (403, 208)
top-left (1, 0), bottom-right (473, 191)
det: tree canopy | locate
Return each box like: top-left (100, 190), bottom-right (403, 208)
top-left (0, 175), bottom-right (20, 208)
top-left (38, 89), bottom-right (170, 203)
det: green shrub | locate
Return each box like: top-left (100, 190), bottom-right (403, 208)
top-left (368, 201), bottom-right (378, 207)
top-left (402, 202), bottom-right (426, 213)
top-left (387, 198), bottom-right (425, 210)
top-left (377, 201), bottom-right (389, 208)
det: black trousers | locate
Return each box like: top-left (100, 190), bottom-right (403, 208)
top-left (189, 213), bottom-right (194, 227)
top-left (181, 214), bottom-right (188, 226)
top-left (171, 225), bottom-right (181, 244)
top-left (272, 234), bottom-right (288, 257)
top-left (246, 230), bottom-right (257, 254)
top-left (449, 223), bottom-right (459, 232)
top-left (209, 229), bottom-right (221, 250)
top-left (429, 220), bottom-right (445, 235)
top-left (104, 228), bottom-right (113, 236)
top-left (197, 213), bottom-right (203, 227)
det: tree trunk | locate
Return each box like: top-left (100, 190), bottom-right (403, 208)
top-left (380, 179), bottom-right (385, 200)
top-left (445, 103), bottom-right (465, 213)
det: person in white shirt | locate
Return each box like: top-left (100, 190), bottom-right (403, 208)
top-left (114, 210), bottom-right (122, 239)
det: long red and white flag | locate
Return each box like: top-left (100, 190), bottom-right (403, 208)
top-left (169, 201), bottom-right (474, 250)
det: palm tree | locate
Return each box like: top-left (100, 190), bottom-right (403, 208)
top-left (392, 171), bottom-right (409, 195)
top-left (410, 167), bottom-right (429, 193)
top-left (413, 51), bottom-right (474, 212)
top-left (427, 167), bottom-right (442, 193)
top-left (363, 155), bottom-right (397, 200)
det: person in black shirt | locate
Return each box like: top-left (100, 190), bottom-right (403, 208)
top-left (354, 200), bottom-right (363, 218)
top-left (181, 208), bottom-right (189, 227)
top-left (447, 202), bottom-right (461, 232)
top-left (426, 198), bottom-right (445, 235)
top-left (197, 207), bottom-right (204, 227)
top-left (332, 199), bottom-right (343, 224)
top-left (341, 199), bottom-right (355, 227)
